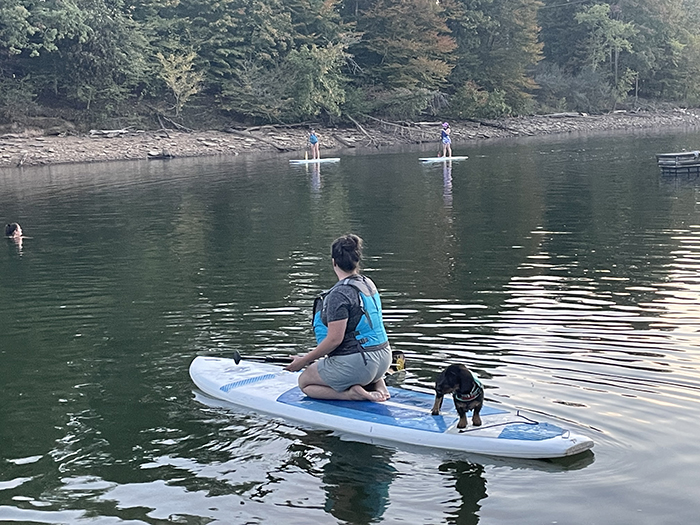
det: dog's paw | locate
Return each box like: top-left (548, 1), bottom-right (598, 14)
top-left (472, 415), bottom-right (482, 426)
top-left (431, 409), bottom-right (440, 416)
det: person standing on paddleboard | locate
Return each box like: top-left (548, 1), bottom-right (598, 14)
top-left (309, 128), bottom-right (320, 159)
top-left (285, 234), bottom-right (393, 402)
top-left (441, 122), bottom-right (452, 158)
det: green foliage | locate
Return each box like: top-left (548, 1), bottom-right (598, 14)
top-left (676, 32), bottom-right (700, 103)
top-left (284, 43), bottom-right (347, 119)
top-left (537, 0), bottom-right (590, 74)
top-left (2, 0), bottom-right (700, 126)
top-left (220, 41), bottom-right (349, 122)
top-left (534, 63), bottom-right (615, 113)
top-left (141, 0), bottom-right (356, 122)
top-left (157, 51), bottom-right (204, 116)
top-left (575, 3), bottom-right (636, 72)
top-left (0, 0), bottom-right (148, 119)
top-left (0, 75), bottom-right (37, 121)
top-left (0, 0), bottom-right (34, 55)
top-left (624, 0), bottom-right (700, 101)
top-left (219, 58), bottom-right (290, 122)
top-left (448, 0), bottom-right (543, 115)
top-left (351, 0), bottom-right (455, 91)
top-left (539, 0), bottom-right (700, 104)
top-left (364, 88), bottom-right (436, 119)
top-left (448, 81), bottom-right (511, 118)
top-left (614, 66), bottom-right (637, 102)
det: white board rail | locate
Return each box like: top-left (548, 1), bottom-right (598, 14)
top-left (419, 156), bottom-right (469, 163)
top-left (289, 157), bottom-right (341, 164)
top-left (189, 356), bottom-right (594, 459)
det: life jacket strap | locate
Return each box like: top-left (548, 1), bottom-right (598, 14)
top-left (453, 382), bottom-right (483, 403)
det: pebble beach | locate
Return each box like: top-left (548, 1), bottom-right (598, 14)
top-left (2, 108), bottom-right (700, 169)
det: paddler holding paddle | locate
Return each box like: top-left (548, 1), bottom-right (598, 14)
top-left (308, 128), bottom-right (320, 159)
top-left (285, 234), bottom-right (393, 402)
top-left (440, 122), bottom-right (452, 158)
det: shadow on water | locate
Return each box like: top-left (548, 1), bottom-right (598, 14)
top-left (191, 388), bottom-right (595, 525)
top-left (295, 437), bottom-right (396, 524)
top-left (439, 461), bottom-right (487, 525)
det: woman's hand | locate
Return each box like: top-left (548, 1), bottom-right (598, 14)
top-left (284, 355), bottom-right (307, 372)
top-left (284, 319), bottom-right (347, 372)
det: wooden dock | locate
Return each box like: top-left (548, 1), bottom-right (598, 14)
top-left (656, 150), bottom-right (700, 176)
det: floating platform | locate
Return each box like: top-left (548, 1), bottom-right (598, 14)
top-left (656, 151), bottom-right (700, 176)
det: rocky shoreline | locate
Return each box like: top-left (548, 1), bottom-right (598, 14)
top-left (2, 108), bottom-right (700, 169)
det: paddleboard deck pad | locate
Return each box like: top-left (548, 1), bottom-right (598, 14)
top-left (189, 356), bottom-right (593, 459)
top-left (289, 158), bottom-right (340, 164)
top-left (419, 156), bottom-right (468, 162)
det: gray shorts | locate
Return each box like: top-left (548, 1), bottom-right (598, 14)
top-left (317, 346), bottom-right (392, 392)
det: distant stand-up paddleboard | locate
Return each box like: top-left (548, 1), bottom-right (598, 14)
top-left (189, 356), bottom-right (594, 459)
top-left (289, 157), bottom-right (340, 164)
top-left (419, 156), bottom-right (469, 163)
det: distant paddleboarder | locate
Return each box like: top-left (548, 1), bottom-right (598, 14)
top-left (441, 122), bottom-right (452, 158)
top-left (309, 128), bottom-right (320, 160)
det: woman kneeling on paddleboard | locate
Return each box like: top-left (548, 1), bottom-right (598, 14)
top-left (285, 234), bottom-right (393, 402)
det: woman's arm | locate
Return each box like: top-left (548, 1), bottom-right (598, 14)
top-left (284, 318), bottom-right (347, 372)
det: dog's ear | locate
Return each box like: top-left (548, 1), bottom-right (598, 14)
top-left (434, 369), bottom-right (448, 393)
top-left (458, 367), bottom-right (475, 393)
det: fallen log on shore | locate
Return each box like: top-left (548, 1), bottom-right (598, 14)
top-left (332, 134), bottom-right (356, 148)
top-left (224, 128), bottom-right (292, 152)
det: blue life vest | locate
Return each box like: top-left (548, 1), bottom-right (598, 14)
top-left (312, 276), bottom-right (389, 352)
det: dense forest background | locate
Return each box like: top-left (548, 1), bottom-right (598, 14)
top-left (1, 0), bottom-right (699, 129)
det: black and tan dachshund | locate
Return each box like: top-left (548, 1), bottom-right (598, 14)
top-left (431, 364), bottom-right (484, 429)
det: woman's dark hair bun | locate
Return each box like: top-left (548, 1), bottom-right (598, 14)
top-left (331, 234), bottom-right (363, 272)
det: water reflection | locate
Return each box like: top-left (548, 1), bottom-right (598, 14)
top-left (5, 236), bottom-right (23, 253)
top-left (310, 163), bottom-right (322, 194)
top-left (443, 161), bottom-right (453, 209)
top-left (439, 460), bottom-right (486, 525)
top-left (318, 441), bottom-right (395, 523)
top-left (4, 131), bottom-right (700, 524)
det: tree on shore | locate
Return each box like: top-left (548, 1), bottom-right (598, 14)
top-left (447, 0), bottom-right (543, 117)
top-left (2, 0), bottom-right (700, 128)
top-left (0, 0), bottom-right (147, 122)
top-left (343, 0), bottom-right (456, 118)
top-left (537, 0), bottom-right (700, 110)
top-left (156, 51), bottom-right (204, 116)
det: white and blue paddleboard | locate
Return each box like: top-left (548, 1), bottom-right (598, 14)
top-left (189, 356), bottom-right (593, 459)
top-left (289, 157), bottom-right (340, 164)
top-left (419, 155), bottom-right (468, 163)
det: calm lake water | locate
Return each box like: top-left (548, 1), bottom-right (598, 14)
top-left (2, 128), bottom-right (700, 524)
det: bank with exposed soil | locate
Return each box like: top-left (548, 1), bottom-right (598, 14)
top-left (2, 108), bottom-right (700, 169)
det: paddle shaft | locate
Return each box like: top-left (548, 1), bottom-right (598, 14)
top-left (232, 349), bottom-right (405, 372)
top-left (232, 350), bottom-right (291, 365)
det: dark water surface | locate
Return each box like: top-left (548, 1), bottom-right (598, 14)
top-left (2, 129), bottom-right (700, 524)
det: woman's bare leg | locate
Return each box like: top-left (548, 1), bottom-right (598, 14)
top-left (298, 363), bottom-right (386, 401)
